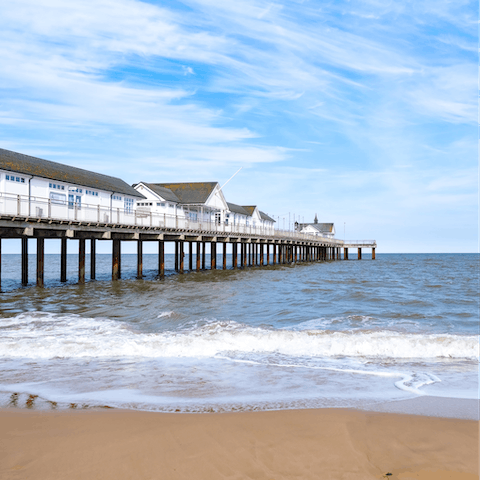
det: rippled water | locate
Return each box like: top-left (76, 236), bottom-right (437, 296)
top-left (0, 253), bottom-right (478, 412)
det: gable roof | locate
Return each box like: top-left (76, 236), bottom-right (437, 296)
top-left (298, 223), bottom-right (334, 233)
top-left (0, 148), bottom-right (145, 198)
top-left (241, 206), bottom-right (257, 216)
top-left (150, 182), bottom-right (218, 204)
top-left (259, 211), bottom-right (275, 223)
top-left (137, 183), bottom-right (180, 203)
top-left (227, 202), bottom-right (249, 216)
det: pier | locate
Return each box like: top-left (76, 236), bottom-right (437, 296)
top-left (0, 195), bottom-right (376, 288)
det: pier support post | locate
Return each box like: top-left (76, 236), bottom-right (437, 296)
top-left (137, 240), bottom-right (143, 279)
top-left (78, 238), bottom-right (86, 284)
top-left (232, 243), bottom-right (237, 269)
top-left (189, 242), bottom-right (193, 270)
top-left (372, 247), bottom-right (375, 260)
top-left (272, 244), bottom-right (276, 265)
top-left (112, 239), bottom-right (121, 281)
top-left (260, 244), bottom-right (264, 266)
top-left (196, 242), bottom-right (201, 271)
top-left (36, 238), bottom-right (44, 288)
top-left (279, 245), bottom-right (283, 264)
top-left (179, 241), bottom-right (184, 273)
top-left (243, 243), bottom-right (247, 268)
top-left (202, 242), bottom-right (206, 270)
top-left (21, 238), bottom-right (28, 285)
top-left (344, 247), bottom-right (348, 260)
top-left (266, 244), bottom-right (269, 265)
top-left (223, 243), bottom-right (227, 270)
top-left (158, 241), bottom-right (165, 277)
top-left (210, 242), bottom-right (215, 270)
top-left (174, 242), bottom-right (179, 271)
top-left (0, 239), bottom-right (2, 289)
top-left (60, 238), bottom-right (67, 282)
top-left (358, 247), bottom-right (362, 260)
top-left (90, 239), bottom-right (96, 280)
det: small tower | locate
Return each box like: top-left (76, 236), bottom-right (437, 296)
top-left (314, 213), bottom-right (318, 224)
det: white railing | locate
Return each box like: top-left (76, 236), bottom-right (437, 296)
top-left (343, 240), bottom-right (377, 246)
top-left (0, 192), bottom-right (344, 245)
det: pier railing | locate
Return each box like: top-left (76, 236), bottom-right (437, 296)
top-left (0, 192), bottom-right (344, 245)
top-left (343, 241), bottom-right (377, 246)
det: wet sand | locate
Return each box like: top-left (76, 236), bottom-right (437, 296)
top-left (0, 407), bottom-right (478, 480)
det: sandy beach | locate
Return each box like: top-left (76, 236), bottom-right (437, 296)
top-left (0, 407), bottom-right (478, 480)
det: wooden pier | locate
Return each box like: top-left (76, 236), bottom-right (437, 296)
top-left (0, 215), bottom-right (376, 288)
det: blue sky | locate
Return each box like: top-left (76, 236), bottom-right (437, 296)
top-left (0, 0), bottom-right (477, 252)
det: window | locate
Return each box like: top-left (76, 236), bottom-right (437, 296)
top-left (85, 190), bottom-right (98, 196)
top-left (112, 195), bottom-right (122, 201)
top-left (69, 188), bottom-right (82, 193)
top-left (124, 198), bottom-right (134, 214)
top-left (49, 182), bottom-right (65, 190)
top-left (189, 212), bottom-right (198, 222)
top-left (7, 174), bottom-right (26, 183)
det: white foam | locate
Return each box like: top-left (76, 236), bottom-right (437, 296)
top-left (0, 313), bottom-right (478, 361)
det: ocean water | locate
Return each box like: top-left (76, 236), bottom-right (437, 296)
top-left (0, 253), bottom-right (478, 413)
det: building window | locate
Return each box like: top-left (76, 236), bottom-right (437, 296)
top-left (124, 198), bottom-right (134, 214)
top-left (7, 174), bottom-right (26, 183)
top-left (85, 190), bottom-right (98, 196)
top-left (112, 195), bottom-right (122, 201)
top-left (49, 182), bottom-right (65, 190)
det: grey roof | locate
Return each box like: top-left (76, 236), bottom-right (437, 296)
top-left (241, 206), bottom-right (257, 216)
top-left (0, 148), bottom-right (145, 198)
top-left (259, 211), bottom-right (276, 223)
top-left (150, 182), bottom-right (219, 204)
top-left (138, 183), bottom-right (180, 203)
top-left (298, 223), bottom-right (334, 233)
top-left (227, 202), bottom-right (249, 216)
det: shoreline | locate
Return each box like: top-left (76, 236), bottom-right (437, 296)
top-left (2, 393), bottom-right (478, 420)
top-left (1, 406), bottom-right (478, 480)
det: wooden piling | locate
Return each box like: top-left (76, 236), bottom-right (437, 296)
top-left (112, 239), bottom-right (120, 281)
top-left (174, 242), bottom-right (179, 271)
top-left (233, 243), bottom-right (238, 269)
top-left (137, 240), bottom-right (143, 278)
top-left (372, 247), bottom-right (375, 260)
top-left (210, 242), bottom-right (215, 270)
top-left (202, 242), bottom-right (206, 270)
top-left (158, 241), bottom-right (165, 277)
top-left (0, 239), bottom-right (2, 289)
top-left (344, 247), bottom-right (348, 260)
top-left (179, 241), bottom-right (184, 273)
top-left (358, 247), bottom-right (362, 260)
top-left (78, 238), bottom-right (85, 284)
top-left (223, 243), bottom-right (227, 270)
top-left (60, 237), bottom-right (67, 282)
top-left (266, 244), bottom-right (269, 265)
top-left (36, 238), bottom-right (44, 287)
top-left (189, 242), bottom-right (193, 270)
top-left (90, 239), bottom-right (96, 280)
top-left (21, 238), bottom-right (28, 285)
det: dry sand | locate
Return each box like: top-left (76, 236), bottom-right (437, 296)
top-left (0, 408), bottom-right (478, 480)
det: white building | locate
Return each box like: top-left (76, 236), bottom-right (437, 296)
top-left (133, 181), bottom-right (229, 229)
top-left (295, 216), bottom-right (335, 238)
top-left (0, 148), bottom-right (145, 223)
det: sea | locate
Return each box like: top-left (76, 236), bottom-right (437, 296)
top-left (0, 253), bottom-right (478, 414)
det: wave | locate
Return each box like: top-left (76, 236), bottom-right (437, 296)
top-left (0, 312), bottom-right (478, 360)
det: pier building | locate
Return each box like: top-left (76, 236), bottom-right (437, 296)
top-left (0, 148), bottom-right (376, 289)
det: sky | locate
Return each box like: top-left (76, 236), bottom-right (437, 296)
top-left (0, 0), bottom-right (477, 253)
